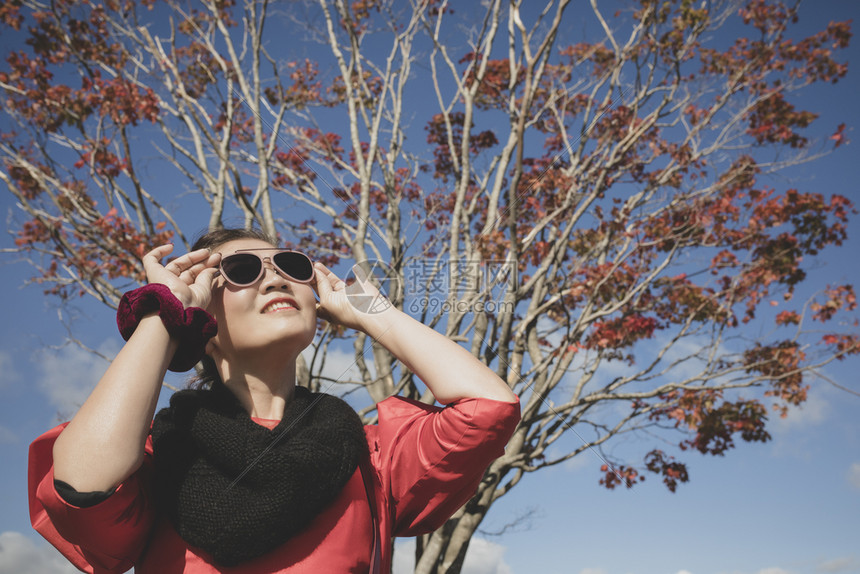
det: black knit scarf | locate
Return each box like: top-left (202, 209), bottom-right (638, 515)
top-left (150, 384), bottom-right (368, 566)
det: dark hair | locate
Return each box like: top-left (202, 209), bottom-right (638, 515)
top-left (188, 227), bottom-right (278, 389)
top-left (191, 227), bottom-right (276, 252)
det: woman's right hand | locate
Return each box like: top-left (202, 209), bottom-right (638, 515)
top-left (142, 244), bottom-right (222, 309)
top-left (53, 244), bottom-right (221, 492)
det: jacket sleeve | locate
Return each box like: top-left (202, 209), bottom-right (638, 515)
top-left (373, 395), bottom-right (520, 536)
top-left (27, 424), bottom-right (157, 574)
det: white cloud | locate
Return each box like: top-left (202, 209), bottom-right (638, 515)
top-left (393, 538), bottom-right (512, 574)
top-left (579, 569), bottom-right (609, 574)
top-left (301, 343), bottom-right (383, 413)
top-left (757, 568), bottom-right (794, 574)
top-left (848, 463), bottom-right (860, 490)
top-left (0, 424), bottom-right (17, 445)
top-left (562, 451), bottom-right (591, 473)
top-left (306, 344), bottom-right (371, 385)
top-left (462, 538), bottom-right (513, 574)
top-left (772, 390), bottom-right (830, 431)
top-left (817, 556), bottom-right (860, 573)
top-left (0, 350), bottom-right (19, 389)
top-left (676, 571), bottom-right (694, 574)
top-left (302, 342), bottom-right (377, 388)
top-left (0, 531), bottom-right (79, 574)
top-left (392, 539), bottom-right (415, 574)
top-left (768, 389), bottom-right (833, 459)
top-left (33, 340), bottom-right (119, 420)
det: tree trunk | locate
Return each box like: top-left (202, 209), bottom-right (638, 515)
top-left (415, 509), bottom-right (484, 574)
top-left (414, 454), bottom-right (512, 573)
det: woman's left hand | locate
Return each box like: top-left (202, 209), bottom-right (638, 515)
top-left (314, 261), bottom-right (517, 404)
top-left (313, 261), bottom-right (392, 332)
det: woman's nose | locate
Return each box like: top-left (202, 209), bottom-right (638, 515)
top-left (259, 259), bottom-right (290, 291)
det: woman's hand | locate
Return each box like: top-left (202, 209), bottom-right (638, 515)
top-left (313, 261), bottom-right (392, 333)
top-left (142, 244), bottom-right (222, 309)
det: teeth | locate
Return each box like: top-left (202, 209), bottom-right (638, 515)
top-left (264, 301), bottom-right (295, 313)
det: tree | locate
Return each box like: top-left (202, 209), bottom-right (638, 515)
top-left (1, 0), bottom-right (858, 572)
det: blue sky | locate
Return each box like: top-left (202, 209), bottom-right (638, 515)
top-left (2, 2), bottom-right (860, 574)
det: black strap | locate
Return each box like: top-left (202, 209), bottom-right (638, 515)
top-left (54, 479), bottom-right (114, 508)
top-left (359, 455), bottom-right (381, 574)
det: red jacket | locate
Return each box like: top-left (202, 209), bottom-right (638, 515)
top-left (29, 395), bottom-right (520, 573)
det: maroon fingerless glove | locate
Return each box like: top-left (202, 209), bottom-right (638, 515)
top-left (116, 284), bottom-right (217, 372)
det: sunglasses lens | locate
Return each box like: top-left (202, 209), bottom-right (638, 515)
top-left (221, 253), bottom-right (262, 285)
top-left (273, 251), bottom-right (314, 282)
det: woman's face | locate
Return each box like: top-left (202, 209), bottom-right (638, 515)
top-left (206, 238), bottom-right (317, 361)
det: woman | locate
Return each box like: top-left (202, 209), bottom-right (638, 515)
top-left (28, 228), bottom-right (520, 573)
